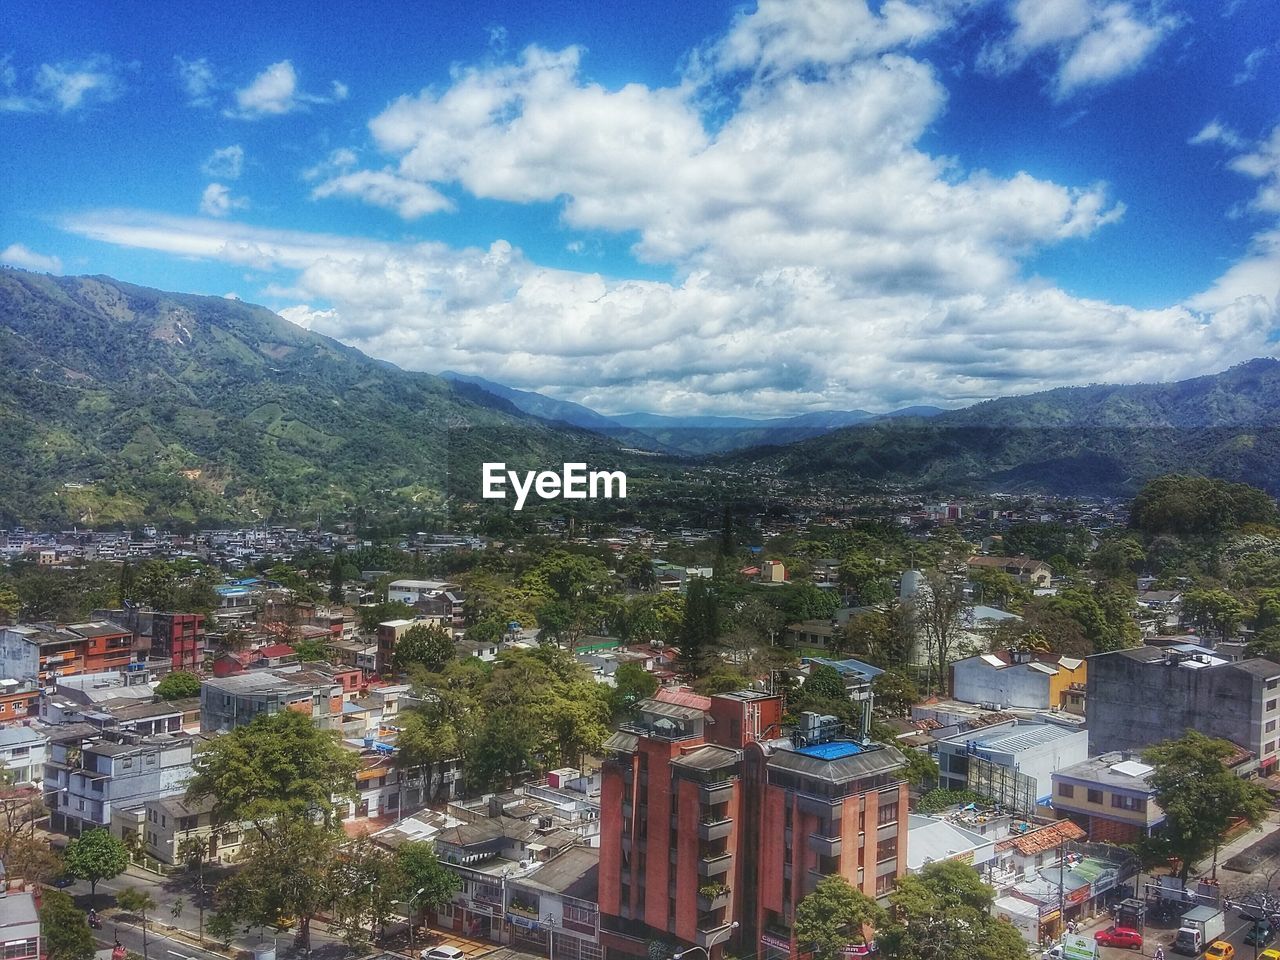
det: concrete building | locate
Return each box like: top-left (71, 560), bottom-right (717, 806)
top-left (98, 608), bottom-right (207, 672)
top-left (137, 794), bottom-right (246, 866)
top-left (0, 726), bottom-right (46, 785)
top-left (599, 692), bottom-right (909, 960)
top-left (966, 556), bottom-right (1052, 588)
top-left (1087, 646), bottom-right (1280, 775)
top-left (0, 680), bottom-right (39, 726)
top-left (950, 651), bottom-right (1086, 714)
top-left (904, 814), bottom-right (995, 874)
top-left (43, 729), bottom-right (196, 835)
top-left (375, 619), bottom-right (417, 675)
top-left (199, 669), bottom-right (345, 733)
top-left (0, 885), bottom-right (40, 960)
top-left (934, 719), bottom-right (1089, 815)
top-left (1050, 752), bottom-right (1164, 843)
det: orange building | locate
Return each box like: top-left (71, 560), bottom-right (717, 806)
top-left (72, 621), bottom-right (135, 674)
top-left (600, 691), bottom-right (909, 960)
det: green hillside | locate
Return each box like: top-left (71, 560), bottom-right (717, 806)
top-left (735, 359), bottom-right (1280, 495)
top-left (0, 268), bottom-right (628, 526)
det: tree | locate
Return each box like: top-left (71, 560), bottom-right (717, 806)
top-left (794, 874), bottom-right (886, 960)
top-left (872, 670), bottom-right (919, 717)
top-left (1182, 589), bottom-right (1247, 639)
top-left (64, 828), bottom-right (128, 900)
top-left (39, 889), bottom-right (95, 960)
top-left (217, 817), bottom-right (340, 954)
top-left (185, 708), bottom-right (358, 832)
top-left (609, 661), bottom-right (658, 716)
top-left (329, 834), bottom-right (404, 949)
top-left (395, 839), bottom-right (461, 941)
top-left (392, 623), bottom-right (455, 673)
top-left (967, 566), bottom-right (1029, 611)
top-left (155, 671), bottom-right (201, 701)
top-left (358, 600), bottom-right (416, 633)
top-left (881, 860), bottom-right (1026, 960)
top-left (913, 572), bottom-right (967, 694)
top-left (1246, 624), bottom-right (1280, 661)
top-left (177, 834), bottom-right (212, 940)
top-left (901, 747), bottom-right (939, 787)
top-left (839, 553), bottom-right (893, 606)
top-left (1091, 536), bottom-right (1146, 579)
top-left (1144, 731), bottom-right (1271, 881)
top-left (328, 551), bottom-right (346, 603)
top-left (676, 578), bottom-right (720, 679)
top-left (802, 664), bottom-right (848, 703)
top-left (116, 888), bottom-right (158, 960)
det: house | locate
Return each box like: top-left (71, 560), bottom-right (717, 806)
top-left (138, 793), bottom-right (246, 865)
top-left (0, 884), bottom-right (40, 960)
top-left (199, 669), bottom-right (345, 733)
top-left (1051, 752), bottom-right (1164, 843)
top-left (786, 619), bottom-right (839, 650)
top-left (375, 619), bottom-right (418, 675)
top-left (950, 650), bottom-right (1086, 714)
top-left (760, 560), bottom-right (787, 583)
top-left (0, 680), bottom-right (39, 725)
top-left (905, 814), bottom-right (995, 873)
top-left (0, 726), bottom-right (46, 786)
top-left (967, 556), bottom-right (1052, 588)
top-left (991, 819), bottom-right (1087, 878)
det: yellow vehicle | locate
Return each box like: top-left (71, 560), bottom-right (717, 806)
top-left (1204, 941), bottom-right (1235, 960)
top-left (1256, 950), bottom-right (1280, 960)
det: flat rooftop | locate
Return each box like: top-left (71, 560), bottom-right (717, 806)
top-left (795, 740), bottom-right (864, 760)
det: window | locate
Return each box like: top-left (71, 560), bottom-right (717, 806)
top-left (1268, 699), bottom-right (1278, 712)
top-left (875, 873), bottom-right (895, 896)
top-left (1111, 795), bottom-right (1146, 812)
top-left (1058, 783), bottom-right (1074, 798)
top-left (878, 801), bottom-right (899, 825)
top-left (1087, 789), bottom-right (1103, 804)
top-left (121, 758), bottom-right (133, 769)
top-left (876, 837), bottom-right (897, 863)
top-left (1268, 720), bottom-right (1277, 733)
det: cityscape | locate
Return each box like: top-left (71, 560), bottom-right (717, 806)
top-left (2, 5), bottom-right (1280, 960)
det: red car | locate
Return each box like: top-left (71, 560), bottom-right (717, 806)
top-left (1095, 927), bottom-right (1144, 949)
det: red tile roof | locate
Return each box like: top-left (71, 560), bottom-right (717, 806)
top-left (655, 687), bottom-right (713, 711)
top-left (996, 819), bottom-right (1086, 856)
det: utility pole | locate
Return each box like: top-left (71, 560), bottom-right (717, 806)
top-left (1058, 839), bottom-right (1066, 941)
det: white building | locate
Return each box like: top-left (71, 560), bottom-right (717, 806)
top-left (0, 726), bottom-right (47, 786)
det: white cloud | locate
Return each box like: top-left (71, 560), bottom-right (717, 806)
top-left (1189, 119), bottom-right (1245, 151)
top-left (311, 169), bottom-right (453, 219)
top-left (176, 56), bottom-right (216, 107)
top-left (1, 54), bottom-right (127, 113)
top-left (199, 183), bottom-right (249, 217)
top-left (228, 60), bottom-right (348, 119)
top-left (709, 0), bottom-right (948, 78)
top-left (51, 3), bottom-right (1280, 415)
top-left (1234, 46), bottom-right (1272, 85)
top-left (981, 0), bottom-right (1180, 100)
top-left (202, 145), bottom-right (245, 180)
top-left (0, 243), bottom-right (62, 273)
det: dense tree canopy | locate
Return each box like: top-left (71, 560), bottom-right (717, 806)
top-left (1131, 475), bottom-right (1277, 538)
top-left (794, 875), bottom-right (885, 960)
top-left (155, 671), bottom-right (202, 700)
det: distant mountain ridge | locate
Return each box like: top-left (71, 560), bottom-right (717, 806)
top-left (0, 268), bottom-right (627, 525)
top-left (440, 371), bottom-right (944, 455)
top-left (735, 358), bottom-right (1280, 495)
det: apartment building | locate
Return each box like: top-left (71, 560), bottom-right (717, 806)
top-left (1087, 646), bottom-right (1280, 775)
top-left (599, 692), bottom-right (909, 960)
top-left (0, 680), bottom-right (39, 725)
top-left (199, 669), bottom-right (347, 733)
top-left (950, 650), bottom-right (1086, 713)
top-left (97, 608), bottom-right (206, 672)
top-left (0, 885), bottom-right (40, 960)
top-left (0, 726), bottom-right (46, 785)
top-left (44, 729), bottom-right (196, 836)
top-left (137, 794), bottom-right (246, 866)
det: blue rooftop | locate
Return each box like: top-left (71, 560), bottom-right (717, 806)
top-left (795, 740), bottom-right (864, 760)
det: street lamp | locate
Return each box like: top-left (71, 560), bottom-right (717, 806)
top-left (406, 887), bottom-right (428, 957)
top-left (543, 914), bottom-right (558, 960)
top-left (672, 922), bottom-right (740, 960)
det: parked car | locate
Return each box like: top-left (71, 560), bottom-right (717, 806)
top-left (49, 876), bottom-right (76, 888)
top-left (1256, 949), bottom-right (1280, 960)
top-left (1095, 927), bottom-right (1144, 950)
top-left (421, 947), bottom-right (465, 960)
top-left (1204, 941), bottom-right (1235, 960)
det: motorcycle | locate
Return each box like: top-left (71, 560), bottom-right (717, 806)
top-left (88, 911), bottom-right (102, 929)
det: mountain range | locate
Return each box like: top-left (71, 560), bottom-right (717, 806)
top-left (440, 371), bottom-right (944, 455)
top-left (0, 268), bottom-right (625, 526)
top-left (3, 266), bottom-right (1280, 526)
top-left (733, 358), bottom-right (1280, 495)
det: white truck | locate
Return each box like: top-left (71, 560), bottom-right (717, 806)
top-left (1172, 906), bottom-right (1226, 955)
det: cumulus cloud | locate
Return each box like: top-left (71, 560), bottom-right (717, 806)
top-left (202, 144), bottom-right (245, 180)
top-left (311, 169), bottom-right (453, 219)
top-left (980, 0), bottom-right (1180, 100)
top-left (1, 54), bottom-right (127, 113)
top-left (52, 3), bottom-right (1280, 414)
top-left (0, 243), bottom-right (62, 273)
top-left (176, 56), bottom-right (216, 107)
top-left (1192, 122), bottom-right (1280, 216)
top-left (228, 60), bottom-right (349, 119)
top-left (199, 183), bottom-right (249, 217)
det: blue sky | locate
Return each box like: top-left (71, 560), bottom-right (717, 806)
top-left (2, 0), bottom-right (1279, 415)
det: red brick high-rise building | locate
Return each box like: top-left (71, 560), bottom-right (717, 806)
top-left (599, 690), bottom-right (909, 960)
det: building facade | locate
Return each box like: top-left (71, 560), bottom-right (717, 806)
top-left (1087, 647), bottom-right (1280, 775)
top-left (599, 691), bottom-right (909, 960)
top-left (1050, 753), bottom-right (1164, 843)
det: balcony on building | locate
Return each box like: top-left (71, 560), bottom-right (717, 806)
top-left (697, 882), bottom-right (731, 911)
top-left (807, 831), bottom-right (842, 857)
top-left (695, 914), bottom-right (734, 948)
top-left (620, 700), bottom-right (707, 742)
top-left (672, 743), bottom-right (742, 808)
top-left (699, 811), bottom-right (734, 841)
top-left (698, 848), bottom-right (733, 877)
